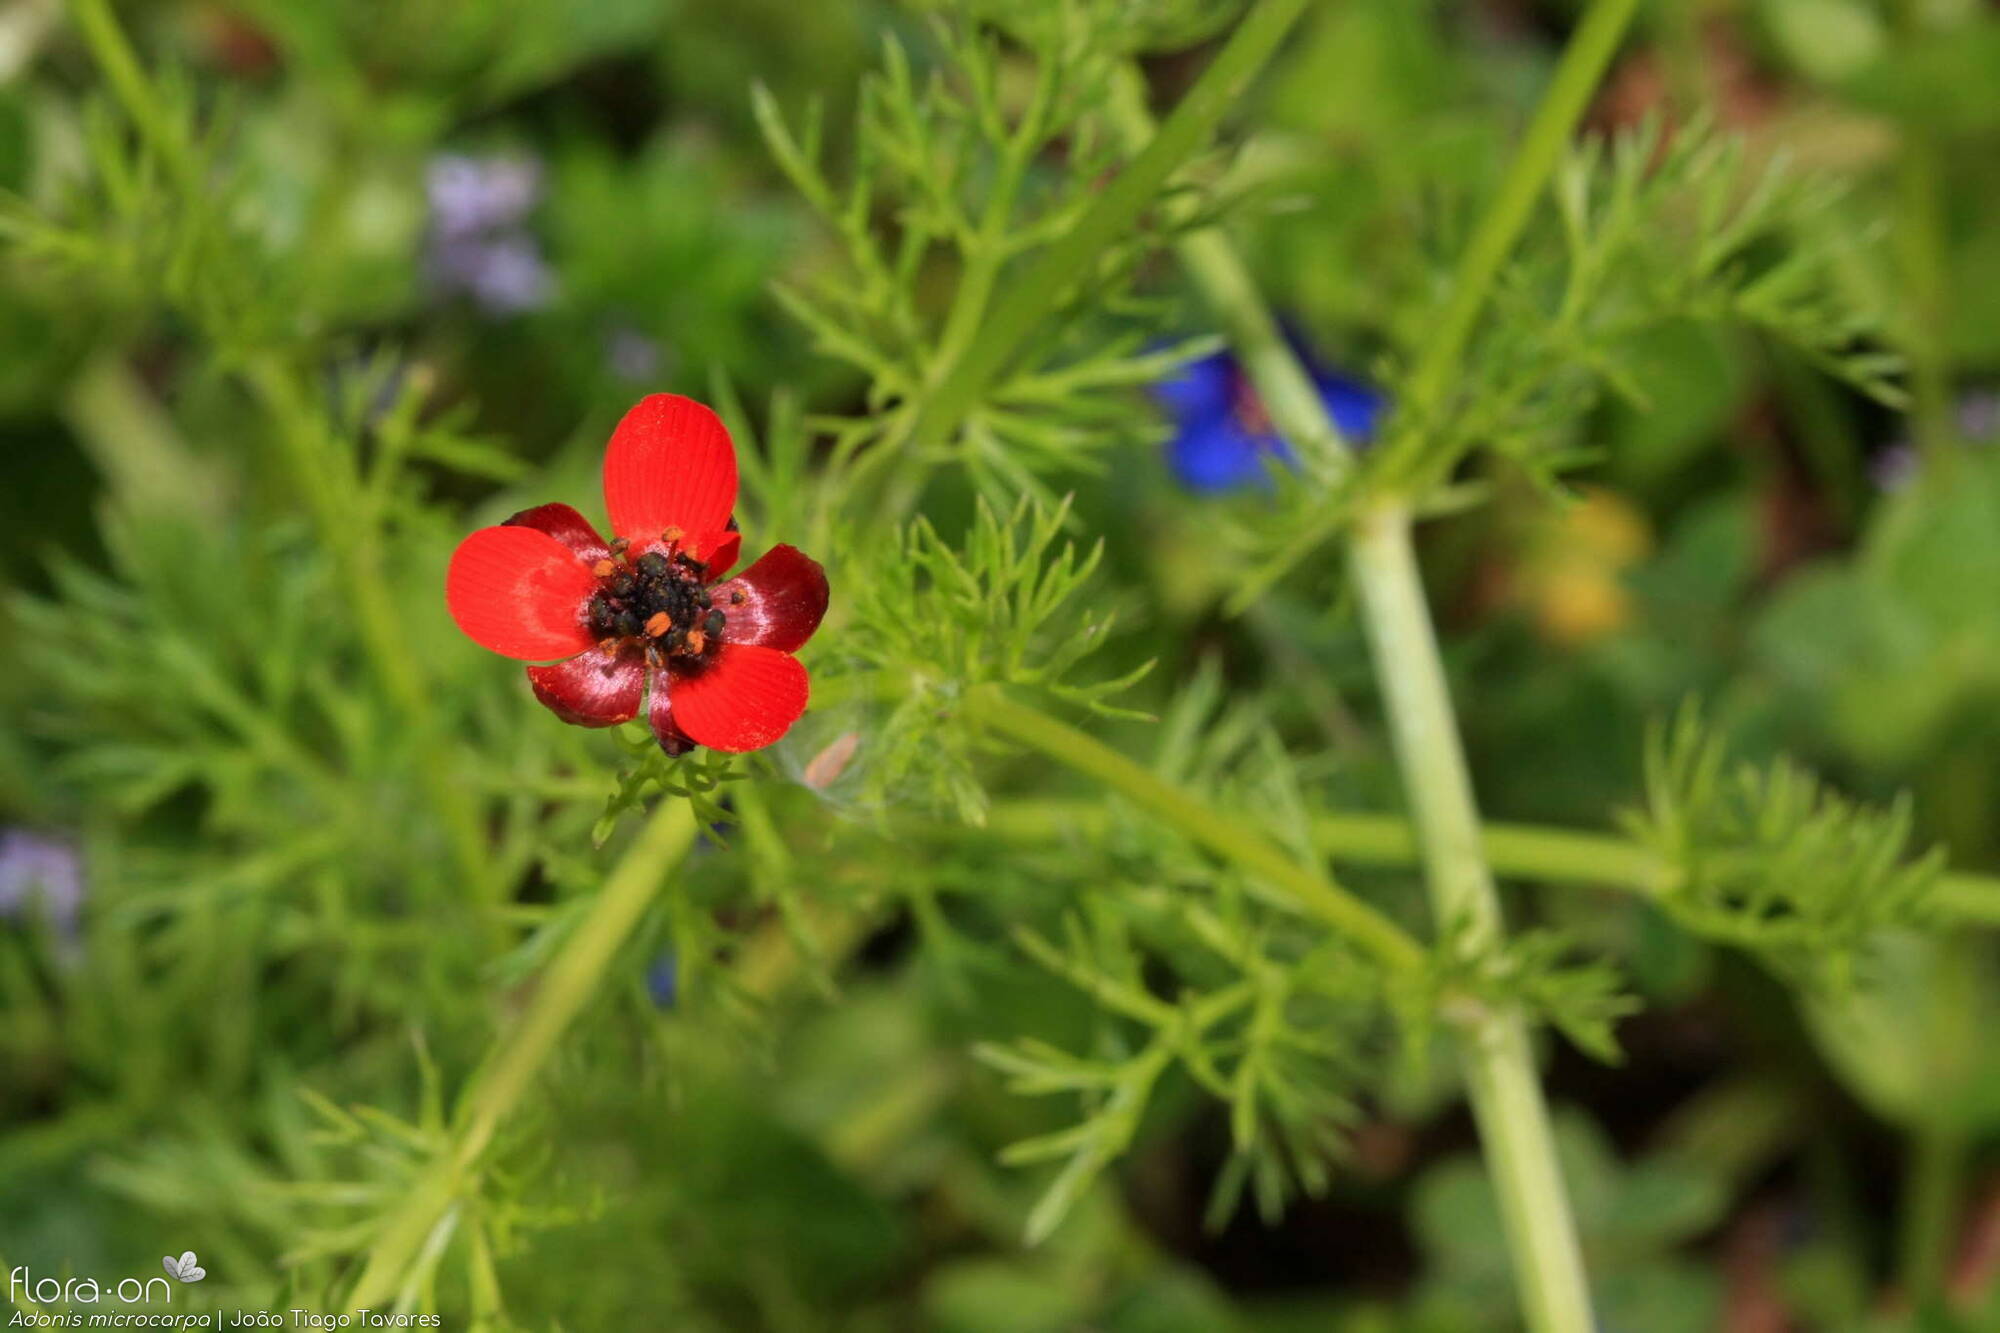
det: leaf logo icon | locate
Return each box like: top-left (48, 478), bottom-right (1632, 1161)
top-left (162, 1251), bottom-right (206, 1283)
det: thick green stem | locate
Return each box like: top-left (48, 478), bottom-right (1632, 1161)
top-left (1349, 511), bottom-right (1502, 942)
top-left (1322, 0), bottom-right (1720, 1194)
top-left (345, 798), bottom-right (698, 1311)
top-left (961, 686), bottom-right (1428, 977)
top-left (1349, 508), bottom-right (1594, 1333)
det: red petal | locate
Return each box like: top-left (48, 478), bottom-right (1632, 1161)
top-left (668, 644), bottom-right (809, 753)
top-left (713, 545), bottom-right (829, 653)
top-left (527, 647), bottom-right (644, 726)
top-left (703, 528), bottom-right (742, 580)
top-left (505, 502), bottom-right (610, 564)
top-left (628, 525), bottom-right (737, 574)
top-left (446, 526), bottom-right (598, 660)
top-left (646, 668), bottom-right (698, 756)
top-left (602, 394), bottom-right (737, 550)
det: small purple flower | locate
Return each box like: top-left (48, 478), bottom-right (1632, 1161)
top-left (1152, 348), bottom-right (1383, 493)
top-left (438, 235), bottom-right (554, 314)
top-left (423, 153), bottom-right (554, 315)
top-left (1871, 390), bottom-right (1998, 492)
top-left (1870, 442), bottom-right (1919, 493)
top-left (1958, 390), bottom-right (1999, 443)
top-left (0, 830), bottom-right (84, 939)
top-left (606, 326), bottom-right (666, 383)
top-left (646, 954), bottom-right (679, 1009)
top-left (425, 155), bottom-right (542, 238)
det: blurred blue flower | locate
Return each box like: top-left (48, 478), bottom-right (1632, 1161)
top-left (0, 829), bottom-right (83, 940)
top-left (1152, 348), bottom-right (1383, 493)
top-left (646, 954), bottom-right (679, 1009)
top-left (424, 154), bottom-right (554, 315)
top-left (426, 154), bottom-right (541, 238)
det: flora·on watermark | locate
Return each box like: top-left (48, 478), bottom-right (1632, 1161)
top-left (11, 1257), bottom-right (441, 1328)
top-left (10, 1265), bottom-right (174, 1310)
top-left (157, 1257), bottom-right (202, 1287)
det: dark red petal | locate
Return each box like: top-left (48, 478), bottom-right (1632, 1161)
top-left (446, 526), bottom-right (597, 661)
top-left (646, 667), bottom-right (698, 755)
top-left (526, 647), bottom-right (644, 727)
top-left (713, 544), bottom-right (829, 653)
top-left (504, 502), bottom-right (611, 564)
top-left (668, 644), bottom-right (809, 753)
top-left (602, 394), bottom-right (737, 550)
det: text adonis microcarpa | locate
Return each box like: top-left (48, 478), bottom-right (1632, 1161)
top-left (9, 1311), bottom-right (442, 1329)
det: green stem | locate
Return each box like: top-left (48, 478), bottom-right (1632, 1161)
top-left (1326, 816), bottom-right (2000, 927)
top-left (1898, 1123), bottom-right (1968, 1311)
top-left (1347, 508), bottom-right (1593, 1333)
top-left (1347, 511), bottom-right (1503, 942)
top-left (960, 686), bottom-right (1428, 977)
top-left (1402, 0), bottom-right (1642, 421)
top-left (904, 0), bottom-right (1312, 456)
top-left (1897, 138), bottom-right (1953, 467)
top-left (1892, 0), bottom-right (1955, 469)
top-left (1896, 934), bottom-right (1977, 1310)
top-left (69, 0), bottom-right (196, 187)
top-left (345, 798), bottom-right (698, 1312)
top-left (984, 801), bottom-right (1654, 888)
top-left (1334, 819), bottom-right (2000, 927)
top-left (1318, 814), bottom-right (1662, 891)
top-left (60, 356), bottom-right (221, 518)
top-left (977, 802), bottom-right (2000, 926)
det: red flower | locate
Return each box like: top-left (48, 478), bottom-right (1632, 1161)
top-left (445, 394), bottom-right (829, 754)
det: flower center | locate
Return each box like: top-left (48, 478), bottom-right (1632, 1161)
top-left (585, 538), bottom-right (727, 662)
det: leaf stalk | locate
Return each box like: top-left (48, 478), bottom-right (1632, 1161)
top-left (344, 797), bottom-right (697, 1311)
top-left (960, 685), bottom-right (1428, 978)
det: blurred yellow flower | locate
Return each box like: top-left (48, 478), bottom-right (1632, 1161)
top-left (1514, 488), bottom-right (1652, 648)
